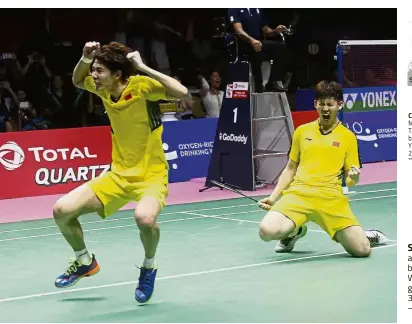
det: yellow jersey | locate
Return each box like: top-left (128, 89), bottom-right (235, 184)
top-left (83, 75), bottom-right (173, 180)
top-left (289, 120), bottom-right (361, 192)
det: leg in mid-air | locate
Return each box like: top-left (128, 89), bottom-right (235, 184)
top-left (54, 171), bottom-right (129, 288)
top-left (133, 178), bottom-right (168, 304)
top-left (53, 183), bottom-right (104, 288)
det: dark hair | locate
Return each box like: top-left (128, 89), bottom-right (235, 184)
top-left (92, 42), bottom-right (134, 81)
top-left (314, 80), bottom-right (343, 102)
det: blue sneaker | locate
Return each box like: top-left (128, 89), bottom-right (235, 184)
top-left (135, 266), bottom-right (157, 303)
top-left (55, 254), bottom-right (100, 288)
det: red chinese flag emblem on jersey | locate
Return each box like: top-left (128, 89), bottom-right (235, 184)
top-left (124, 93), bottom-right (132, 101)
top-left (332, 141), bottom-right (340, 147)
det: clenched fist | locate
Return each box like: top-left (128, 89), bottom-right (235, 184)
top-left (127, 51), bottom-right (145, 70)
top-left (258, 196), bottom-right (275, 211)
top-left (83, 41), bottom-right (100, 60)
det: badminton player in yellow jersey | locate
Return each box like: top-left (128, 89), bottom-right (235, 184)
top-left (258, 81), bottom-right (387, 257)
top-left (52, 41), bottom-right (188, 303)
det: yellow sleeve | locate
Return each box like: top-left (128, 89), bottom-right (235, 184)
top-left (289, 127), bottom-right (301, 163)
top-left (344, 133), bottom-right (362, 171)
top-left (83, 76), bottom-right (100, 95)
top-left (139, 76), bottom-right (173, 101)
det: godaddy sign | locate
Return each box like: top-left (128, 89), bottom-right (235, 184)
top-left (343, 86), bottom-right (397, 112)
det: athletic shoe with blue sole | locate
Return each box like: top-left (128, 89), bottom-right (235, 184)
top-left (55, 254), bottom-right (100, 288)
top-left (135, 266), bottom-right (157, 303)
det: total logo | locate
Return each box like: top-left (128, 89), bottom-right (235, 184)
top-left (219, 133), bottom-right (248, 145)
top-left (0, 141), bottom-right (25, 171)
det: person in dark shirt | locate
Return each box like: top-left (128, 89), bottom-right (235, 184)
top-left (228, 8), bottom-right (288, 92)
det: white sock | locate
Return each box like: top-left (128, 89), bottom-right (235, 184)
top-left (143, 256), bottom-right (156, 269)
top-left (75, 248), bottom-right (92, 265)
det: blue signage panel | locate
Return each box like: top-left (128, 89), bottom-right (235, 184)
top-left (162, 118), bottom-right (217, 183)
top-left (343, 110), bottom-right (396, 163)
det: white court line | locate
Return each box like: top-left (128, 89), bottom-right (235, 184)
top-left (0, 188), bottom-right (397, 235)
top-left (349, 188), bottom-right (396, 195)
top-left (0, 216), bottom-right (204, 243)
top-left (350, 194), bottom-right (396, 202)
top-left (182, 211), bottom-right (397, 241)
top-left (0, 243), bottom-right (396, 304)
top-left (0, 203), bottom-right (258, 235)
top-left (0, 194), bottom-right (397, 242)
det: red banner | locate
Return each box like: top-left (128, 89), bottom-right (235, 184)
top-left (291, 110), bottom-right (319, 128)
top-left (0, 127), bottom-right (112, 200)
top-left (0, 111), bottom-right (319, 200)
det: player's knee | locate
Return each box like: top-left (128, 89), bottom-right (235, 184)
top-left (53, 200), bottom-right (73, 223)
top-left (259, 223), bottom-right (285, 242)
top-left (134, 211), bottom-right (156, 229)
top-left (349, 241), bottom-right (371, 258)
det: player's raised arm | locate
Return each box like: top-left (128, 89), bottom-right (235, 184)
top-left (72, 41), bottom-right (100, 89)
top-left (127, 51), bottom-right (188, 99)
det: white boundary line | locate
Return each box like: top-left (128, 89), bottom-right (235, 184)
top-left (350, 194), bottom-right (397, 202)
top-left (182, 211), bottom-right (397, 242)
top-left (0, 243), bottom-right (396, 304)
top-left (0, 216), bottom-right (205, 242)
top-left (0, 194), bottom-right (397, 242)
top-left (0, 190), bottom-right (397, 235)
top-left (349, 188), bottom-right (396, 195)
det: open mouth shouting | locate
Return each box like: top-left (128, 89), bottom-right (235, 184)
top-left (322, 113), bottom-right (331, 122)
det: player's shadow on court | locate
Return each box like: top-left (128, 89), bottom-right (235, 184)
top-left (60, 296), bottom-right (107, 302)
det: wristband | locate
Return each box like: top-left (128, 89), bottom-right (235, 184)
top-left (81, 55), bottom-right (93, 64)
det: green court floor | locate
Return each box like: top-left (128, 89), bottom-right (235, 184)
top-left (0, 182), bottom-right (396, 323)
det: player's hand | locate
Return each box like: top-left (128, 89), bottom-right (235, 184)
top-left (83, 41), bottom-right (100, 60)
top-left (274, 25), bottom-right (288, 34)
top-left (348, 165), bottom-right (360, 182)
top-left (127, 51), bottom-right (145, 70)
top-left (258, 196), bottom-right (275, 211)
top-left (251, 39), bottom-right (262, 52)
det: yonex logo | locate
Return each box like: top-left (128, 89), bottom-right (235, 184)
top-left (343, 93), bottom-right (358, 109)
top-left (0, 141), bottom-right (25, 171)
top-left (162, 143), bottom-right (178, 170)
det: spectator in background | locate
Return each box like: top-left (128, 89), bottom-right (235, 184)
top-left (0, 81), bottom-right (20, 129)
top-left (44, 75), bottom-right (76, 128)
top-left (173, 75), bottom-right (195, 119)
top-left (16, 89), bottom-right (49, 131)
top-left (198, 70), bottom-right (223, 118)
top-left (22, 51), bottom-right (53, 109)
top-left (0, 92), bottom-right (12, 132)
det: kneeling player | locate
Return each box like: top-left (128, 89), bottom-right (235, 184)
top-left (258, 81), bottom-right (387, 256)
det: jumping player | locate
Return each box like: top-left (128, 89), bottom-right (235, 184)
top-left (258, 80), bottom-right (387, 256)
top-left (53, 41), bottom-right (188, 303)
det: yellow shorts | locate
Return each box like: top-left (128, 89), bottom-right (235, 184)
top-left (270, 185), bottom-right (360, 240)
top-left (87, 170), bottom-right (168, 218)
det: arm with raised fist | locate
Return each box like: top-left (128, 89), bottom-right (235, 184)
top-left (72, 41), bottom-right (100, 89)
